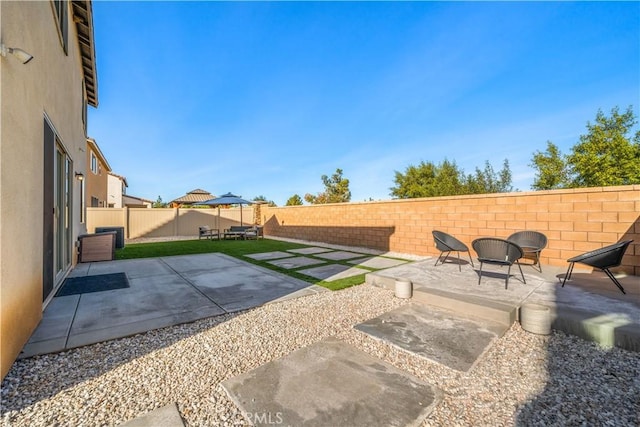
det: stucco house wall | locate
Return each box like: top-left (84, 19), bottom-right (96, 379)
top-left (1, 1), bottom-right (97, 379)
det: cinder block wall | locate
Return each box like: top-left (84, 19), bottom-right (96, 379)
top-left (262, 186), bottom-right (639, 275)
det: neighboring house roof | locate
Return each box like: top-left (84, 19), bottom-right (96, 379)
top-left (123, 194), bottom-right (153, 205)
top-left (109, 172), bottom-right (128, 188)
top-left (71, 1), bottom-right (98, 107)
top-left (170, 189), bottom-right (215, 204)
top-left (87, 138), bottom-right (111, 172)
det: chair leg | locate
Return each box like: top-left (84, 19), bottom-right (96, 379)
top-left (505, 265), bottom-right (511, 289)
top-left (434, 252), bottom-right (443, 266)
top-left (535, 251), bottom-right (542, 273)
top-left (467, 252), bottom-right (475, 268)
top-left (562, 263), bottom-right (575, 287)
top-left (478, 262), bottom-right (483, 285)
top-left (435, 251), bottom-right (449, 267)
top-left (517, 261), bottom-right (526, 284)
top-left (456, 252), bottom-right (461, 272)
top-left (602, 268), bottom-right (626, 294)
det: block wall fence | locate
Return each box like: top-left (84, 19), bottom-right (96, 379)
top-left (262, 185), bottom-right (640, 275)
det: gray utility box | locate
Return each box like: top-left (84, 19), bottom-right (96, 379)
top-left (95, 226), bottom-right (125, 249)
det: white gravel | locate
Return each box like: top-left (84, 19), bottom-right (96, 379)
top-left (2, 284), bottom-right (639, 427)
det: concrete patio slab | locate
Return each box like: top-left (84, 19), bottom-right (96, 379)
top-left (355, 304), bottom-right (509, 372)
top-left (221, 337), bottom-right (441, 427)
top-left (119, 403), bottom-right (184, 427)
top-left (266, 256), bottom-right (325, 269)
top-left (347, 256), bottom-right (408, 269)
top-left (22, 253), bottom-right (325, 357)
top-left (244, 251), bottom-right (295, 261)
top-left (366, 260), bottom-right (640, 352)
top-left (314, 250), bottom-right (366, 261)
top-left (298, 264), bottom-right (369, 282)
top-left (286, 247), bottom-right (333, 255)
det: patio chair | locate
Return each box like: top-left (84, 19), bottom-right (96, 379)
top-left (561, 240), bottom-right (633, 295)
top-left (507, 230), bottom-right (547, 272)
top-left (198, 226), bottom-right (219, 240)
top-left (432, 230), bottom-right (474, 271)
top-left (472, 238), bottom-right (525, 289)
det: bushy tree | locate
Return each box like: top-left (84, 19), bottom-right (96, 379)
top-left (304, 168), bottom-right (351, 204)
top-left (465, 160), bottom-right (513, 194)
top-left (253, 195), bottom-right (277, 207)
top-left (153, 196), bottom-right (166, 208)
top-left (530, 106), bottom-right (640, 189)
top-left (567, 106), bottom-right (640, 187)
top-left (530, 141), bottom-right (571, 190)
top-left (390, 159), bottom-right (512, 198)
top-left (285, 194), bottom-right (303, 206)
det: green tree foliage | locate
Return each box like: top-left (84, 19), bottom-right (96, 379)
top-left (530, 106), bottom-right (640, 189)
top-left (152, 196), bottom-right (166, 208)
top-left (304, 168), bottom-right (351, 204)
top-left (465, 160), bottom-right (513, 194)
top-left (285, 194), bottom-right (303, 206)
top-left (390, 159), bottom-right (512, 198)
top-left (567, 106), bottom-right (640, 187)
top-left (253, 195), bottom-right (277, 207)
top-left (530, 141), bottom-right (571, 190)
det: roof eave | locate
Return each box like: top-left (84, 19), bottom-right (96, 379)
top-left (72, 0), bottom-right (98, 107)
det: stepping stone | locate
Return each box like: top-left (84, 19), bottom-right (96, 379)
top-left (287, 247), bottom-right (334, 255)
top-left (347, 256), bottom-right (408, 269)
top-left (245, 251), bottom-right (295, 261)
top-left (267, 256), bottom-right (325, 269)
top-left (355, 304), bottom-right (509, 372)
top-left (118, 402), bottom-right (184, 426)
top-left (298, 264), bottom-right (368, 282)
top-left (221, 337), bottom-right (441, 427)
top-left (314, 251), bottom-right (365, 260)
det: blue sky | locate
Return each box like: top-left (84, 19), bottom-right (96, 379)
top-left (88, 1), bottom-right (639, 205)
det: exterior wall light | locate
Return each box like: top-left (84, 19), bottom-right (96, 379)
top-left (75, 172), bottom-right (84, 181)
top-left (0, 43), bottom-right (34, 64)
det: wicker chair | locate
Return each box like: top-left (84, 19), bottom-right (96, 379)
top-left (507, 231), bottom-right (548, 272)
top-left (472, 238), bottom-right (525, 289)
top-left (562, 240), bottom-right (633, 294)
top-left (432, 230), bottom-right (474, 271)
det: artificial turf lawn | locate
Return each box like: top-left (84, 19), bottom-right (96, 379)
top-left (115, 238), bottom-right (370, 291)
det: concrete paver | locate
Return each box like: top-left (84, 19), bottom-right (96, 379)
top-left (221, 337), bottom-right (442, 427)
top-left (355, 304), bottom-right (509, 372)
top-left (119, 403), bottom-right (184, 427)
top-left (266, 256), bottom-right (325, 269)
top-left (314, 250), bottom-right (366, 260)
top-left (347, 256), bottom-right (408, 269)
top-left (244, 251), bottom-right (295, 261)
top-left (287, 247), bottom-right (333, 255)
top-left (298, 264), bottom-right (369, 282)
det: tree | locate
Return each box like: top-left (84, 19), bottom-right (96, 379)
top-left (253, 195), bottom-right (277, 207)
top-left (530, 106), bottom-right (640, 189)
top-left (567, 106), bottom-right (640, 187)
top-left (153, 196), bottom-right (166, 208)
top-left (465, 159), bottom-right (513, 194)
top-left (530, 141), bottom-right (571, 190)
top-left (390, 159), bottom-right (512, 198)
top-left (304, 168), bottom-right (351, 204)
top-left (285, 194), bottom-right (303, 206)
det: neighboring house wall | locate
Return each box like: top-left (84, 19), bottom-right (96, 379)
top-left (0, 1), bottom-right (97, 379)
top-left (85, 138), bottom-right (110, 207)
top-left (107, 173), bottom-right (127, 208)
top-left (262, 186), bottom-right (640, 276)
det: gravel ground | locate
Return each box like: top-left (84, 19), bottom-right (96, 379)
top-left (2, 284), bottom-right (639, 427)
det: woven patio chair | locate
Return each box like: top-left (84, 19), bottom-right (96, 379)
top-left (507, 230), bottom-right (548, 272)
top-left (472, 237), bottom-right (525, 289)
top-left (561, 240), bottom-right (633, 294)
top-left (432, 230), bottom-right (474, 271)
